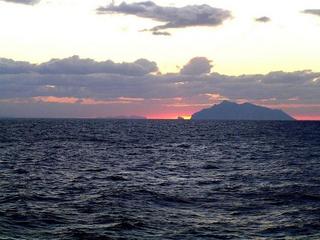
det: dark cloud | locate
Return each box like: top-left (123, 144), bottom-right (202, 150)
top-left (0, 56), bottom-right (319, 118)
top-left (211, 71), bottom-right (320, 102)
top-left (0, 56), bottom-right (158, 76)
top-left (0, 58), bottom-right (34, 74)
top-left (255, 16), bottom-right (271, 23)
top-left (37, 56), bottom-right (158, 76)
top-left (152, 31), bottom-right (171, 36)
top-left (1, 0), bottom-right (40, 5)
top-left (303, 9), bottom-right (320, 17)
top-left (180, 57), bottom-right (213, 76)
top-left (97, 1), bottom-right (231, 34)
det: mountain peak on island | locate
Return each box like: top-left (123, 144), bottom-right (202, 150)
top-left (219, 100), bottom-right (234, 104)
top-left (191, 101), bottom-right (295, 121)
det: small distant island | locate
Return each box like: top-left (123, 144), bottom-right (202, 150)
top-left (191, 101), bottom-right (295, 121)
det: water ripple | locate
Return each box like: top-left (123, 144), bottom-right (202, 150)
top-left (0, 119), bottom-right (320, 239)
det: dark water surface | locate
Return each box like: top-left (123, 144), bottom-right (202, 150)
top-left (0, 119), bottom-right (320, 239)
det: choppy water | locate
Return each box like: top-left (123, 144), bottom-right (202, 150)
top-left (0, 119), bottom-right (320, 240)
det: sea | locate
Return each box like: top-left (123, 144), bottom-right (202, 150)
top-left (0, 119), bottom-right (320, 240)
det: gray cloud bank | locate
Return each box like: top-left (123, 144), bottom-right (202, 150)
top-left (98, 1), bottom-right (231, 34)
top-left (0, 56), bottom-right (319, 102)
top-left (1, 0), bottom-right (39, 5)
top-left (303, 9), bottom-right (320, 17)
top-left (0, 56), bottom-right (158, 76)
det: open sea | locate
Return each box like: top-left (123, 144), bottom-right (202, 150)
top-left (0, 119), bottom-right (320, 240)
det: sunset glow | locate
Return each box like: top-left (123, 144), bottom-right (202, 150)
top-left (0, 0), bottom-right (319, 119)
top-left (147, 114), bottom-right (192, 120)
top-left (294, 115), bottom-right (320, 121)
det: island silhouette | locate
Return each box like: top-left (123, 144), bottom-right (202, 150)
top-left (191, 101), bottom-right (295, 121)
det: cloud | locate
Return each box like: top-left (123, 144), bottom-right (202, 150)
top-left (180, 57), bottom-right (213, 75)
top-left (152, 31), bottom-right (171, 36)
top-left (0, 56), bottom-right (158, 76)
top-left (303, 9), bottom-right (320, 17)
top-left (97, 1), bottom-right (231, 34)
top-left (1, 0), bottom-right (40, 5)
top-left (38, 56), bottom-right (158, 76)
top-left (0, 56), bottom-right (319, 118)
top-left (0, 58), bottom-right (34, 74)
top-left (1, 56), bottom-right (319, 102)
top-left (255, 16), bottom-right (271, 23)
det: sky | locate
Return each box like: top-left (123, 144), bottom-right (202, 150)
top-left (0, 0), bottom-right (319, 119)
